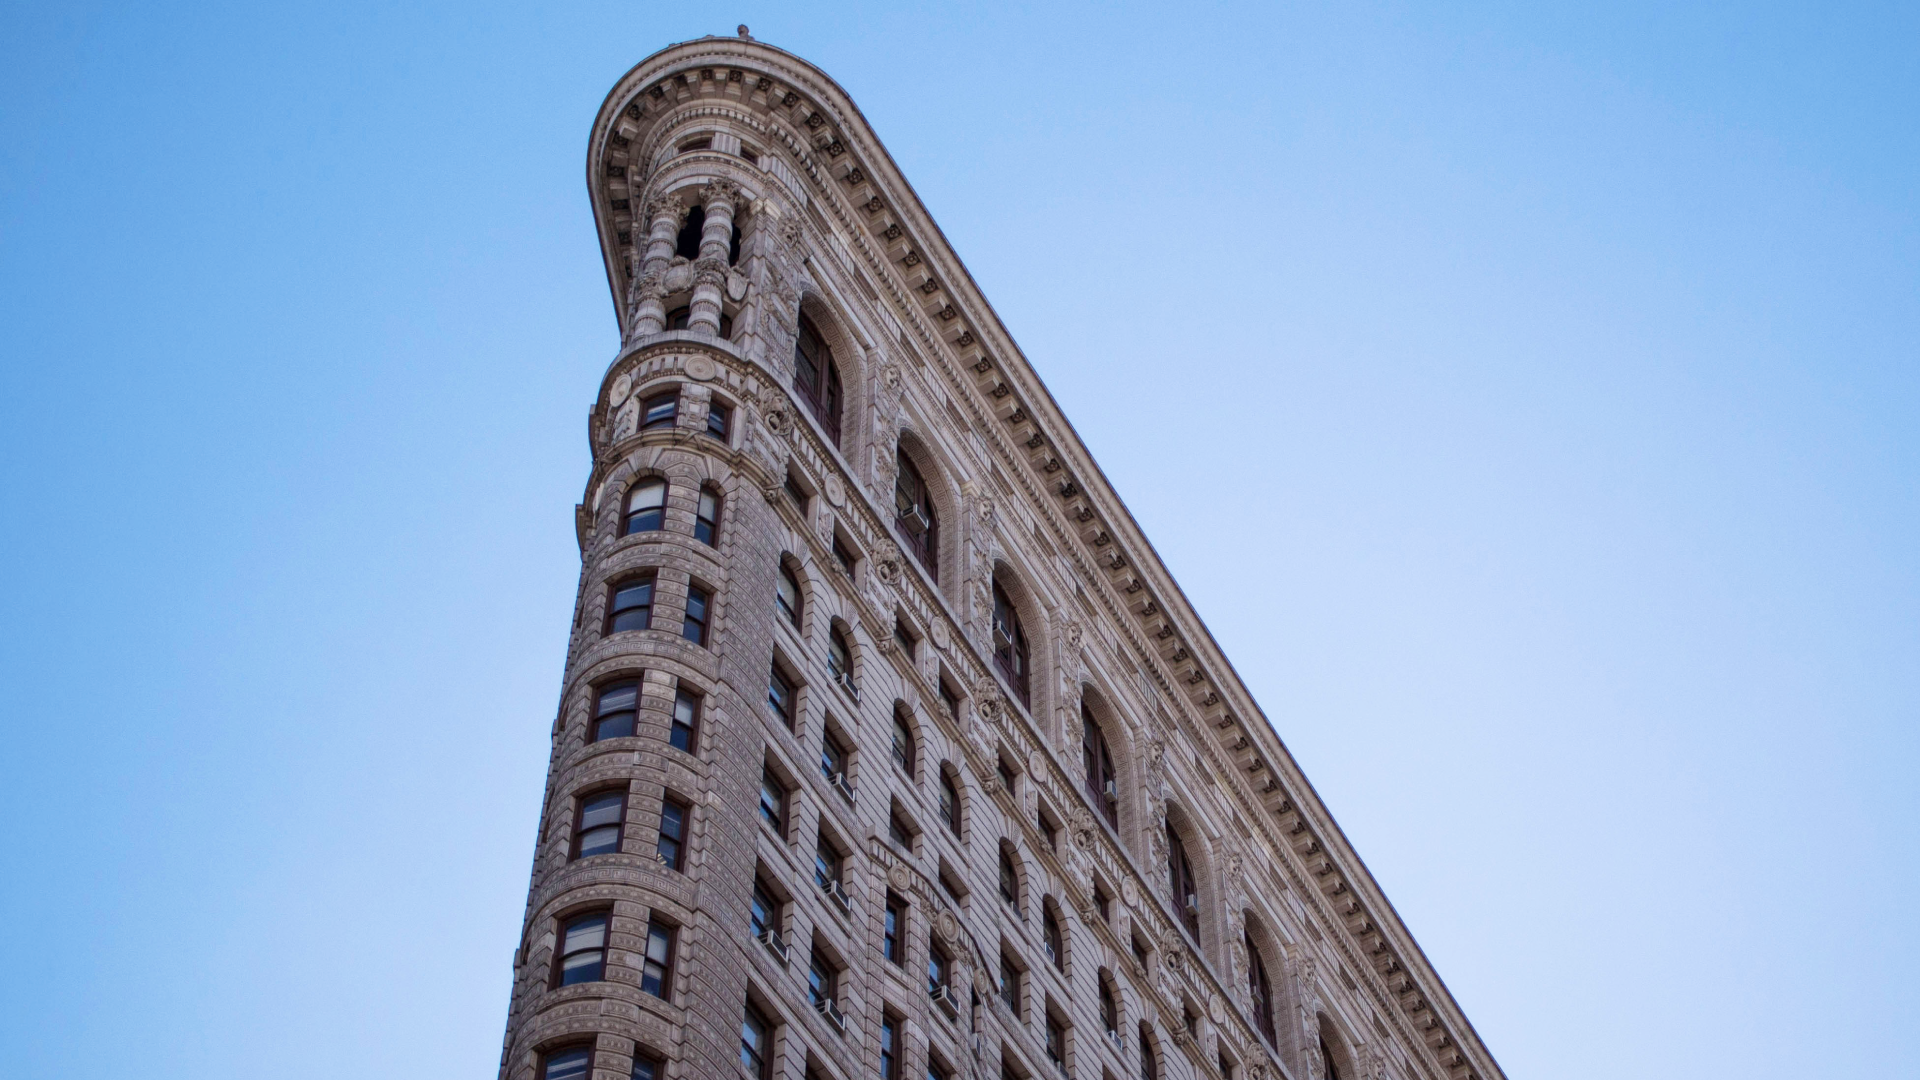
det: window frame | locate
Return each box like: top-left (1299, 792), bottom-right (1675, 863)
top-left (656, 794), bottom-right (689, 871)
top-left (883, 893), bottom-right (907, 965)
top-left (1167, 826), bottom-right (1200, 941)
top-left (571, 787), bottom-right (628, 860)
top-left (1082, 707), bottom-right (1119, 829)
top-left (767, 661), bottom-right (797, 728)
top-left (669, 685), bottom-right (700, 753)
top-left (776, 562), bottom-right (803, 629)
top-left (553, 910), bottom-right (611, 987)
top-left (706, 399), bottom-right (732, 441)
top-left (695, 485), bottom-right (722, 545)
top-left (758, 766), bottom-right (789, 836)
top-left (893, 448), bottom-right (939, 583)
top-left (624, 477), bottom-right (669, 535)
top-left (539, 1044), bottom-right (594, 1080)
top-left (590, 679), bottom-right (641, 743)
top-left (641, 389), bottom-right (679, 431)
top-left (991, 579), bottom-right (1031, 709)
top-left (682, 582), bottom-right (711, 645)
top-left (793, 312), bottom-right (843, 445)
top-left (606, 574), bottom-right (657, 635)
top-left (740, 1000), bottom-right (774, 1080)
top-left (639, 918), bottom-right (676, 1000)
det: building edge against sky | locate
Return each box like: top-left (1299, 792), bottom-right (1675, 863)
top-left (498, 31), bottom-right (1506, 1080)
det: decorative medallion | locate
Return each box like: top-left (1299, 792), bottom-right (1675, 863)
top-left (935, 909), bottom-right (959, 944)
top-left (929, 619), bottom-right (950, 651)
top-left (762, 404), bottom-right (794, 437)
top-left (824, 475), bottom-right (846, 507)
top-left (1027, 748), bottom-right (1047, 777)
top-left (887, 864), bottom-right (912, 892)
top-left (1120, 877), bottom-right (1138, 908)
top-left (610, 372), bottom-right (632, 404)
top-left (684, 355), bottom-right (716, 381)
top-left (1208, 991), bottom-right (1226, 1025)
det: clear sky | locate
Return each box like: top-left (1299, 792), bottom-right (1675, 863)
top-left (1, 3), bottom-right (1914, 1078)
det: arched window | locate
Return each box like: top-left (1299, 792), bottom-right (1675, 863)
top-left (1167, 825), bottom-right (1199, 941)
top-left (939, 769), bottom-right (961, 836)
top-left (893, 449), bottom-right (938, 582)
top-left (675, 204), bottom-right (705, 260)
top-left (1247, 931), bottom-right (1276, 1046)
top-left (625, 478), bottom-right (667, 534)
top-left (1139, 1024), bottom-right (1158, 1080)
top-left (1042, 904), bottom-right (1065, 972)
top-left (1081, 706), bottom-right (1117, 829)
top-left (891, 709), bottom-right (916, 776)
top-left (1099, 975), bottom-right (1119, 1038)
top-left (998, 845), bottom-right (1019, 908)
top-left (776, 562), bottom-right (802, 628)
top-left (991, 579), bottom-right (1030, 709)
top-left (793, 313), bottom-right (843, 445)
top-left (1321, 1037), bottom-right (1342, 1080)
top-left (828, 628), bottom-right (854, 697)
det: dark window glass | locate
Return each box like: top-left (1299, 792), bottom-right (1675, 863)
top-left (940, 681), bottom-right (960, 722)
top-left (814, 836), bottom-right (842, 892)
top-left (1168, 826), bottom-right (1200, 940)
top-left (758, 769), bottom-right (786, 833)
top-left (542, 1047), bottom-right (592, 1080)
top-left (1248, 933), bottom-right (1276, 1045)
top-left (776, 564), bottom-right (801, 627)
top-left (999, 848), bottom-right (1019, 908)
top-left (1100, 979), bottom-right (1118, 1035)
top-left (927, 940), bottom-right (949, 996)
top-left (751, 879), bottom-right (779, 940)
top-left (881, 1014), bottom-right (900, 1079)
top-left (1083, 708), bottom-right (1119, 829)
top-left (893, 450), bottom-right (938, 582)
top-left (894, 620), bottom-right (915, 656)
top-left (1043, 907), bottom-right (1064, 971)
top-left (682, 585), bottom-right (710, 645)
top-left (889, 811), bottom-right (913, 850)
top-left (991, 580), bottom-right (1030, 709)
top-left (768, 663), bottom-right (795, 726)
top-left (630, 1053), bottom-right (662, 1080)
top-left (557, 913), bottom-right (608, 986)
top-left (997, 758), bottom-right (1017, 794)
top-left (1095, 884), bottom-right (1112, 923)
top-left (927, 1061), bottom-right (952, 1080)
top-left (784, 471), bottom-right (807, 508)
top-left (670, 688), bottom-right (698, 753)
top-left (706, 401), bottom-right (731, 440)
top-left (793, 314), bottom-right (842, 445)
top-left (625, 479), bottom-right (667, 534)
top-left (657, 797), bottom-right (688, 870)
top-left (808, 945), bottom-right (837, 1008)
top-left (1039, 813), bottom-right (1058, 851)
top-left (675, 205), bottom-right (705, 259)
top-left (574, 790), bottom-right (625, 858)
top-left (591, 681), bottom-right (639, 742)
top-left (940, 771), bottom-right (961, 836)
top-left (891, 713), bottom-right (915, 776)
top-left (728, 220), bottom-right (742, 265)
top-left (1322, 1038), bottom-right (1342, 1080)
top-left (666, 305), bottom-right (692, 330)
top-left (1140, 1026), bottom-right (1158, 1080)
top-left (640, 920), bottom-right (674, 999)
top-left (820, 731), bottom-right (846, 781)
top-left (884, 895), bottom-right (905, 963)
top-left (642, 391), bottom-right (678, 430)
top-left (832, 535), bottom-right (856, 575)
top-left (1047, 1014), bottom-right (1066, 1070)
top-left (1131, 935), bottom-right (1150, 970)
top-left (999, 952), bottom-right (1020, 1012)
top-left (695, 487), bottom-right (721, 545)
top-left (828, 630), bottom-right (853, 694)
top-left (740, 1002), bottom-right (772, 1080)
top-left (608, 577), bottom-right (654, 634)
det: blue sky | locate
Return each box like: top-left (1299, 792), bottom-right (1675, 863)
top-left (1, 3), bottom-right (1914, 1078)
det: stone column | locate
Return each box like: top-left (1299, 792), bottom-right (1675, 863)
top-left (630, 194), bottom-right (685, 337)
top-left (687, 178), bottom-right (739, 336)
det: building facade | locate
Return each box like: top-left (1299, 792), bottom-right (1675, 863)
top-left (498, 32), bottom-right (1506, 1080)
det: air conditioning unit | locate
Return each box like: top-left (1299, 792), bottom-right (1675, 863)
top-left (896, 505), bottom-right (929, 536)
top-left (828, 771), bottom-right (856, 803)
top-left (1185, 895), bottom-right (1200, 914)
top-left (757, 928), bottom-right (790, 966)
top-left (820, 876), bottom-right (852, 915)
top-left (833, 670), bottom-right (858, 698)
top-left (815, 996), bottom-right (848, 1031)
top-left (1106, 1028), bottom-right (1125, 1053)
top-left (1103, 779), bottom-right (1118, 803)
top-left (929, 983), bottom-right (960, 1021)
top-left (992, 622), bottom-right (1014, 651)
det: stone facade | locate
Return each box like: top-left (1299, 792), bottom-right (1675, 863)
top-left (498, 32), bottom-right (1507, 1080)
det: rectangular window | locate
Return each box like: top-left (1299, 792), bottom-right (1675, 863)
top-left (881, 1013), bottom-right (901, 1079)
top-left (541, 1047), bottom-right (592, 1080)
top-left (706, 400), bottom-right (731, 440)
top-left (893, 619), bottom-right (915, 656)
top-left (591, 681), bottom-right (639, 742)
top-left (814, 835), bottom-right (843, 892)
top-left (884, 894), bottom-right (906, 964)
top-left (640, 919), bottom-right (675, 1000)
top-left (783, 471), bottom-right (807, 508)
top-left (1046, 1013), bottom-right (1067, 1073)
top-left (670, 687), bottom-right (699, 752)
top-left (557, 912), bottom-right (608, 986)
top-left (740, 1002), bottom-right (773, 1080)
top-left (832, 535), bottom-right (856, 575)
top-left (695, 487), bottom-right (721, 545)
top-left (630, 1053), bottom-right (662, 1080)
top-left (642, 391), bottom-right (678, 429)
top-left (889, 810), bottom-right (914, 850)
top-left (758, 768), bottom-right (787, 834)
top-left (607, 576), bottom-right (655, 634)
top-left (656, 796), bottom-right (688, 870)
top-left (927, 940), bottom-right (950, 996)
top-left (940, 773), bottom-right (961, 836)
top-left (776, 564), bottom-right (802, 627)
top-left (926, 1060), bottom-right (952, 1080)
top-left (808, 945), bottom-right (837, 1009)
top-left (820, 730), bottom-right (846, 781)
top-left (573, 790), bottom-right (625, 858)
top-left (625, 479), bottom-right (667, 534)
top-left (751, 879), bottom-right (780, 941)
top-left (768, 663), bottom-right (795, 727)
top-left (682, 585), bottom-right (710, 645)
top-left (999, 952), bottom-right (1020, 1013)
top-left (939, 679), bottom-right (960, 722)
